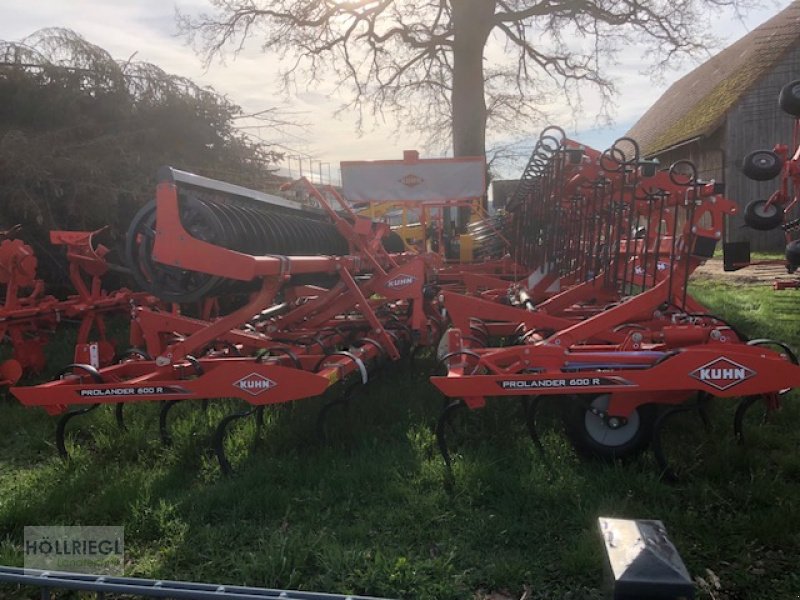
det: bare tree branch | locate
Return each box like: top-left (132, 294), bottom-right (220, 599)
top-left (178, 0), bottom-right (759, 164)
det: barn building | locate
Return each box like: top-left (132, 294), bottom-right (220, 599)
top-left (626, 1), bottom-right (800, 251)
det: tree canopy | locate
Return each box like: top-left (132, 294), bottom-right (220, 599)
top-left (0, 27), bottom-right (281, 280)
top-left (181, 0), bottom-right (757, 166)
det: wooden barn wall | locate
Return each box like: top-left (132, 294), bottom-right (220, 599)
top-left (651, 127), bottom-right (726, 183)
top-left (725, 43), bottom-right (800, 251)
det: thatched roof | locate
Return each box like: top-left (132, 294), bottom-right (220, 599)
top-left (626, 1), bottom-right (800, 157)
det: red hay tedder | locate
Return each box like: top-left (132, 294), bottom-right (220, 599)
top-left (5, 129), bottom-right (800, 480)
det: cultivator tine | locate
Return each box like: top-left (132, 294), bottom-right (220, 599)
top-left (158, 400), bottom-right (181, 446)
top-left (696, 393), bottom-right (713, 433)
top-left (56, 404), bottom-right (100, 459)
top-left (114, 403), bottom-right (126, 431)
top-left (435, 399), bottom-right (465, 472)
top-left (521, 396), bottom-right (549, 466)
top-left (733, 396), bottom-right (764, 445)
top-left (650, 399), bottom-right (708, 483)
top-left (315, 381), bottom-right (359, 441)
top-left (213, 406), bottom-right (265, 476)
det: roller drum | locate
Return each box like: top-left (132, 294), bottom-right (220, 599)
top-left (126, 192), bottom-right (400, 303)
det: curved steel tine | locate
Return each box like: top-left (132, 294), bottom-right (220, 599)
top-left (521, 396), bottom-right (550, 466)
top-left (158, 400), bottom-right (181, 446)
top-left (114, 403), bottom-right (126, 431)
top-left (254, 405), bottom-right (266, 431)
top-left (697, 393), bottom-right (713, 433)
top-left (213, 406), bottom-right (262, 476)
top-left (315, 381), bottom-right (359, 442)
top-left (651, 403), bottom-right (700, 483)
top-left (56, 404), bottom-right (101, 459)
top-left (435, 399), bottom-right (465, 473)
top-left (734, 395), bottom-right (760, 445)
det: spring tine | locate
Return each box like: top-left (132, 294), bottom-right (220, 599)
top-left (56, 404), bottom-right (101, 459)
top-left (734, 395), bottom-right (760, 445)
top-left (315, 381), bottom-right (359, 441)
top-left (212, 406), bottom-right (262, 476)
top-left (651, 402), bottom-right (703, 483)
top-left (435, 399), bottom-right (465, 472)
top-left (114, 403), bottom-right (126, 431)
top-left (521, 396), bottom-right (551, 472)
top-left (158, 400), bottom-right (181, 446)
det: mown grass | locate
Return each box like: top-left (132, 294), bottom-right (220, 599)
top-left (0, 281), bottom-right (799, 599)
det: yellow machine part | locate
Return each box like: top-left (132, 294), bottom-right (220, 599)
top-left (459, 233), bottom-right (474, 262)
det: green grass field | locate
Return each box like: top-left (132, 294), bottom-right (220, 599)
top-left (0, 280), bottom-right (799, 599)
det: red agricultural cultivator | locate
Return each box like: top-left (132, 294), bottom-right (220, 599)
top-left (10, 167), bottom-right (440, 473)
top-left (431, 127), bottom-right (800, 479)
top-left (1, 225), bottom-right (150, 387)
top-left (7, 127), bottom-right (800, 480)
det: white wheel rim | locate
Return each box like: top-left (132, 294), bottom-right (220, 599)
top-left (584, 394), bottom-right (640, 447)
top-left (754, 202), bottom-right (777, 218)
top-left (754, 154), bottom-right (776, 169)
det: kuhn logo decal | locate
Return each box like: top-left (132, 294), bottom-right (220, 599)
top-left (234, 373), bottom-right (277, 396)
top-left (386, 274), bottom-right (416, 290)
top-left (399, 173), bottom-right (424, 187)
top-left (689, 357), bottom-right (755, 391)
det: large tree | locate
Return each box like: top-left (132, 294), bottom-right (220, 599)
top-left (180, 0), bottom-right (755, 163)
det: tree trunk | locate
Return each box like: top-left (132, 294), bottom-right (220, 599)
top-left (451, 0), bottom-right (493, 228)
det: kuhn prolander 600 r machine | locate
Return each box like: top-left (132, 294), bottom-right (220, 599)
top-left (431, 128), bottom-right (800, 479)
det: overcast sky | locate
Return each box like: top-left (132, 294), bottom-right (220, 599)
top-left (0, 1), bottom-right (793, 181)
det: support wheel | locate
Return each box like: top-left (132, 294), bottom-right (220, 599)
top-left (779, 79), bottom-right (800, 117)
top-left (741, 150), bottom-right (783, 181)
top-left (743, 200), bottom-right (784, 231)
top-left (562, 394), bottom-right (656, 460)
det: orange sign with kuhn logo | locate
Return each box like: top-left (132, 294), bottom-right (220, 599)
top-left (399, 174), bottom-right (424, 187)
top-left (689, 357), bottom-right (755, 391)
top-left (385, 274), bottom-right (416, 290)
top-left (234, 373), bottom-right (277, 396)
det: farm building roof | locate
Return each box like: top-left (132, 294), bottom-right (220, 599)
top-left (626, 1), bottom-right (800, 157)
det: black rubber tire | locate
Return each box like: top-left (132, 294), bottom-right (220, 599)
top-left (743, 199), bottom-right (784, 231)
top-left (381, 231), bottom-right (406, 253)
top-left (562, 395), bottom-right (657, 460)
top-left (786, 240), bottom-right (800, 272)
top-left (742, 150), bottom-right (783, 181)
top-left (778, 79), bottom-right (800, 117)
